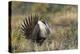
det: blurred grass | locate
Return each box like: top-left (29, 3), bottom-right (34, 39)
top-left (10, 1), bottom-right (78, 52)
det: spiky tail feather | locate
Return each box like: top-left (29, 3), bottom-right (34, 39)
top-left (21, 15), bottom-right (39, 39)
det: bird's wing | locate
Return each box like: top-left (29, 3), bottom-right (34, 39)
top-left (21, 15), bottom-right (38, 39)
top-left (31, 23), bottom-right (40, 40)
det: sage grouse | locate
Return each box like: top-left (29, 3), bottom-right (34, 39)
top-left (21, 15), bottom-right (50, 45)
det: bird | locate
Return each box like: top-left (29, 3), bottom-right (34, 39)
top-left (21, 15), bottom-right (50, 45)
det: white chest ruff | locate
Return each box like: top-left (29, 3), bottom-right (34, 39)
top-left (38, 21), bottom-right (47, 37)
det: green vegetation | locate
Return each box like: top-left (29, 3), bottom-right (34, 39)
top-left (10, 1), bottom-right (78, 52)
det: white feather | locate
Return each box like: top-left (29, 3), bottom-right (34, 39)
top-left (38, 21), bottom-right (47, 38)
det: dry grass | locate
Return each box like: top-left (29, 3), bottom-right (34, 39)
top-left (10, 5), bottom-right (78, 53)
top-left (11, 15), bottom-right (77, 53)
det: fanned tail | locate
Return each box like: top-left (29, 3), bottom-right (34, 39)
top-left (21, 15), bottom-right (38, 39)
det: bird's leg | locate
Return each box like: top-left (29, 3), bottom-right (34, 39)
top-left (39, 38), bottom-right (46, 45)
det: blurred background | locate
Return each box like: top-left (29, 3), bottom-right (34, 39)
top-left (10, 1), bottom-right (78, 52)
